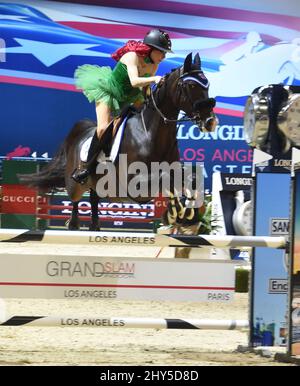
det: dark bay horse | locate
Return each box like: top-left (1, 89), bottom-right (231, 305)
top-left (19, 53), bottom-right (216, 230)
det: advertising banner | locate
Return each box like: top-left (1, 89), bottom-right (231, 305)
top-left (1, 184), bottom-right (37, 214)
top-left (0, 254), bottom-right (235, 302)
top-left (250, 173), bottom-right (290, 347)
top-left (46, 193), bottom-right (155, 230)
top-left (289, 169), bottom-right (300, 356)
top-left (1, 1), bottom-right (299, 190)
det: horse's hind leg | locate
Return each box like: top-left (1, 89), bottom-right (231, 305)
top-left (89, 189), bottom-right (100, 231)
top-left (66, 201), bottom-right (81, 230)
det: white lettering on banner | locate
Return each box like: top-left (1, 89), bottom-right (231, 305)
top-left (60, 200), bottom-right (154, 218)
top-left (268, 279), bottom-right (288, 294)
top-left (155, 201), bottom-right (167, 208)
top-left (212, 165), bottom-right (252, 174)
top-left (76, 201), bottom-right (90, 214)
top-left (224, 177), bottom-right (252, 186)
top-left (2, 195), bottom-right (35, 203)
top-left (180, 160), bottom-right (252, 179)
top-left (177, 124), bottom-right (245, 141)
top-left (270, 218), bottom-right (289, 235)
top-left (274, 159), bottom-right (292, 168)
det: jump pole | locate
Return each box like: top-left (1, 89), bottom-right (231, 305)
top-left (0, 228), bottom-right (287, 249)
top-left (0, 315), bottom-right (249, 330)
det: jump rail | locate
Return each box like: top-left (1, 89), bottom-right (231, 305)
top-left (0, 315), bottom-right (249, 330)
top-left (0, 229), bottom-right (287, 249)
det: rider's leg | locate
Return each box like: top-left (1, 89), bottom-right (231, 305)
top-left (85, 102), bottom-right (112, 164)
top-left (95, 102), bottom-right (112, 140)
top-left (72, 102), bottom-right (111, 183)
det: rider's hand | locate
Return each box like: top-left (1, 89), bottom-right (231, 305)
top-left (153, 76), bottom-right (162, 85)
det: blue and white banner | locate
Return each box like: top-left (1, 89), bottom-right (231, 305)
top-left (1, 0), bottom-right (300, 189)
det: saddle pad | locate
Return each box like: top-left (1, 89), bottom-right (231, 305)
top-left (80, 136), bottom-right (92, 162)
top-left (109, 115), bottom-right (128, 163)
top-left (80, 116), bottom-right (128, 163)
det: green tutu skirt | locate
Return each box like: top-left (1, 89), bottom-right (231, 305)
top-left (74, 64), bottom-right (143, 114)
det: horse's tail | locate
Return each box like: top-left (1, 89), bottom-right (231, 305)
top-left (18, 119), bottom-right (96, 192)
top-left (17, 143), bottom-right (67, 192)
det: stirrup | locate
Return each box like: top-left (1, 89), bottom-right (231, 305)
top-left (71, 168), bottom-right (89, 184)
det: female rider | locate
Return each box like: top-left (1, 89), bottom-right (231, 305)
top-left (72, 29), bottom-right (173, 183)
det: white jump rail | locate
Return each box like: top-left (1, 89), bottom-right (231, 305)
top-left (0, 229), bottom-right (287, 249)
top-left (0, 315), bottom-right (249, 330)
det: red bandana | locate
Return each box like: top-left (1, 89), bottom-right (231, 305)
top-left (111, 40), bottom-right (152, 61)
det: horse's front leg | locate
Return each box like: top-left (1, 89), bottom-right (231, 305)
top-left (66, 201), bottom-right (80, 230)
top-left (89, 189), bottom-right (101, 231)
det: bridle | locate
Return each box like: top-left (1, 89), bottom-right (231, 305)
top-left (148, 67), bottom-right (211, 127)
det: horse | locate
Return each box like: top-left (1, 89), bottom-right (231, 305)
top-left (19, 52), bottom-right (216, 231)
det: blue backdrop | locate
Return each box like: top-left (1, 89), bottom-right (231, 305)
top-left (1, 0), bottom-right (300, 190)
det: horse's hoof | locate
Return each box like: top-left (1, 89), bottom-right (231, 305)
top-left (68, 224), bottom-right (80, 230)
top-left (89, 225), bottom-right (100, 232)
top-left (65, 218), bottom-right (80, 231)
top-left (69, 225), bottom-right (80, 231)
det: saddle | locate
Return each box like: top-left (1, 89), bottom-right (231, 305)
top-left (80, 105), bottom-right (136, 164)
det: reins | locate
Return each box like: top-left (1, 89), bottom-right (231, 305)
top-left (149, 86), bottom-right (191, 124)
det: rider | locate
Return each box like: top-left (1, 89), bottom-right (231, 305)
top-left (72, 29), bottom-right (173, 183)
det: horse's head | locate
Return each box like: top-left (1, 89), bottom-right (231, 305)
top-left (168, 53), bottom-right (217, 131)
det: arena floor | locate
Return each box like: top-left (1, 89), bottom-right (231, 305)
top-left (0, 242), bottom-right (294, 366)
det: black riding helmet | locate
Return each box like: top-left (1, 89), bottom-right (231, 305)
top-left (143, 29), bottom-right (173, 53)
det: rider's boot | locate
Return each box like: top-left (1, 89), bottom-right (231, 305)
top-left (71, 131), bottom-right (103, 184)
